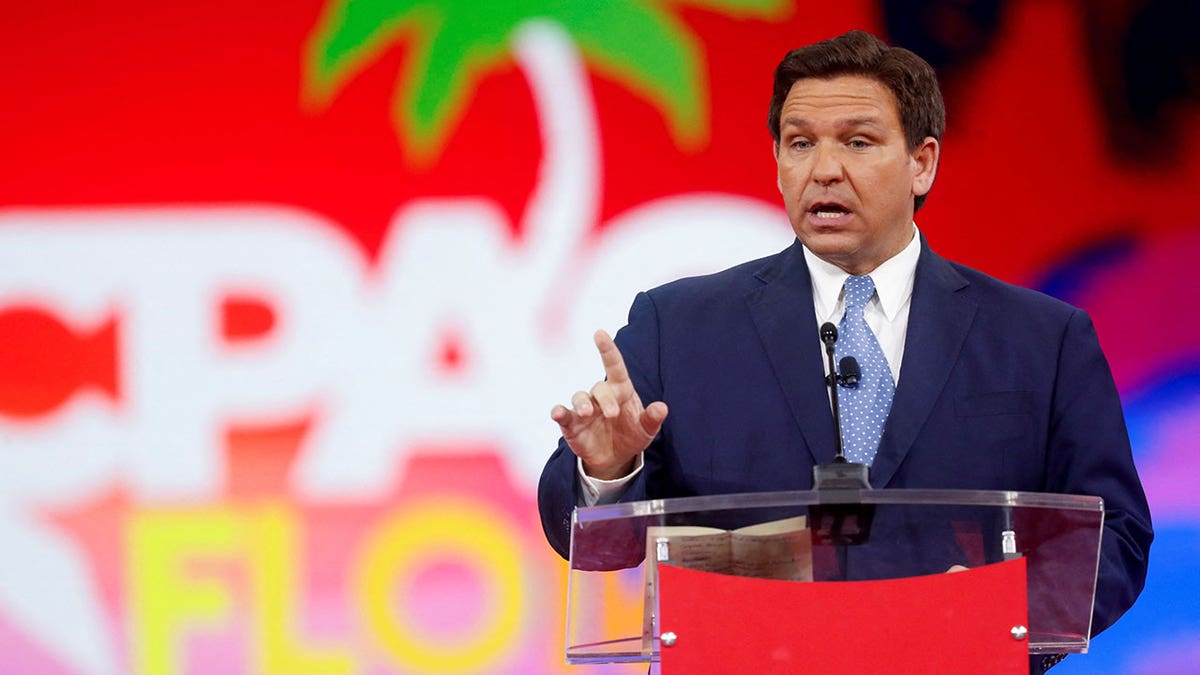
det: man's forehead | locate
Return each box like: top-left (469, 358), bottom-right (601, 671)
top-left (785, 73), bottom-right (894, 99)
top-left (780, 75), bottom-right (901, 127)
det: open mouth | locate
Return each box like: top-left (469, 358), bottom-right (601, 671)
top-left (809, 202), bottom-right (850, 219)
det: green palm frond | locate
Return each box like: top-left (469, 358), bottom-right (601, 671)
top-left (304, 0), bottom-right (790, 163)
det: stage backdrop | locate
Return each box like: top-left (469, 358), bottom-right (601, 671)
top-left (1, 1), bottom-right (1197, 673)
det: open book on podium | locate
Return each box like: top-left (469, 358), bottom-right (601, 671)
top-left (563, 489), bottom-right (1102, 673)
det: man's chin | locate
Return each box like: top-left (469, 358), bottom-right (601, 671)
top-left (799, 238), bottom-right (875, 274)
top-left (797, 233), bottom-right (856, 257)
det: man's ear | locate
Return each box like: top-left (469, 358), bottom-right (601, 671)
top-left (911, 136), bottom-right (940, 197)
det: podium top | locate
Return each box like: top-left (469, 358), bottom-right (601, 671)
top-left (565, 488), bottom-right (1103, 664)
top-left (574, 488), bottom-right (1101, 525)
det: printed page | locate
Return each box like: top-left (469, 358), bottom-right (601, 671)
top-left (730, 516), bottom-right (813, 581)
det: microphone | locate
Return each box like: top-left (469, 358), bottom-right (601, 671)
top-left (838, 356), bottom-right (860, 386)
top-left (817, 324), bottom-right (863, 460)
top-left (819, 322), bottom-right (845, 460)
top-left (820, 322), bottom-right (838, 346)
top-left (820, 326), bottom-right (861, 386)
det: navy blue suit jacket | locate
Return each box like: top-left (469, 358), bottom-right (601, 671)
top-left (538, 237), bottom-right (1151, 639)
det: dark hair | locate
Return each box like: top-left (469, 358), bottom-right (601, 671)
top-left (768, 30), bottom-right (945, 211)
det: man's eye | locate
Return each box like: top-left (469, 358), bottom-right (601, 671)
top-left (791, 139), bottom-right (812, 150)
top-left (849, 139), bottom-right (870, 149)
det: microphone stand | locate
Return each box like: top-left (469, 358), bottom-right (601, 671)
top-left (814, 323), bottom-right (870, 490)
top-left (810, 323), bottom-right (874, 546)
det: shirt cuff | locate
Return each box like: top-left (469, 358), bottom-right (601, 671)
top-left (577, 454), bottom-right (644, 507)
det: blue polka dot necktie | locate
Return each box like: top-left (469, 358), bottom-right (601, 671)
top-left (835, 275), bottom-right (895, 465)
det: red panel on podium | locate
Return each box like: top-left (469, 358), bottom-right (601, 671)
top-left (658, 558), bottom-right (1029, 674)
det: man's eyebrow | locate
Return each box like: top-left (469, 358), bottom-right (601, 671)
top-left (838, 117), bottom-right (887, 131)
top-left (780, 116), bottom-right (888, 132)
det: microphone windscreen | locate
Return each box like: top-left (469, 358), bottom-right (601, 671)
top-left (839, 356), bottom-right (861, 386)
top-left (820, 322), bottom-right (838, 345)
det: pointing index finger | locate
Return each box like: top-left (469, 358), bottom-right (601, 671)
top-left (594, 330), bottom-right (631, 385)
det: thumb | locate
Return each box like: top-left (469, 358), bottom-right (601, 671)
top-left (639, 401), bottom-right (668, 437)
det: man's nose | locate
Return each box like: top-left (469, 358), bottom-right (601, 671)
top-left (812, 144), bottom-right (843, 184)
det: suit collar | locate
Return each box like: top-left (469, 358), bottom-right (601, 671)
top-left (869, 236), bottom-right (977, 487)
top-left (747, 240), bottom-right (838, 468)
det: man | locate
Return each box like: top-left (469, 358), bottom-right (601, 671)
top-left (538, 30), bottom-right (1151, 670)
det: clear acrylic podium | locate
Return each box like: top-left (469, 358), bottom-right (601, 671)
top-left (563, 489), bottom-right (1102, 670)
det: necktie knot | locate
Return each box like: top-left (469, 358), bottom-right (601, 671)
top-left (844, 275), bottom-right (876, 312)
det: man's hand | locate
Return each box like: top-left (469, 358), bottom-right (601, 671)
top-left (550, 330), bottom-right (669, 480)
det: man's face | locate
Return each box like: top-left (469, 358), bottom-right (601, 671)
top-left (775, 75), bottom-right (938, 275)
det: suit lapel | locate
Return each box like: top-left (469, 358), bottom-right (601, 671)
top-left (870, 240), bottom-right (977, 487)
top-left (746, 241), bottom-right (838, 466)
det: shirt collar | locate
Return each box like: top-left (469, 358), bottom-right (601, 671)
top-left (802, 225), bottom-right (921, 323)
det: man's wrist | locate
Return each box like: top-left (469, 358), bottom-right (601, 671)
top-left (583, 457), bottom-right (637, 481)
top-left (577, 454), bottom-right (644, 507)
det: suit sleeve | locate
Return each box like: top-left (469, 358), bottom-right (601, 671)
top-left (1044, 309), bottom-right (1153, 635)
top-left (537, 291), bottom-right (665, 560)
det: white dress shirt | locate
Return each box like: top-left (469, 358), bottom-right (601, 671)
top-left (805, 226), bottom-right (920, 386)
top-left (578, 226), bottom-right (923, 506)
